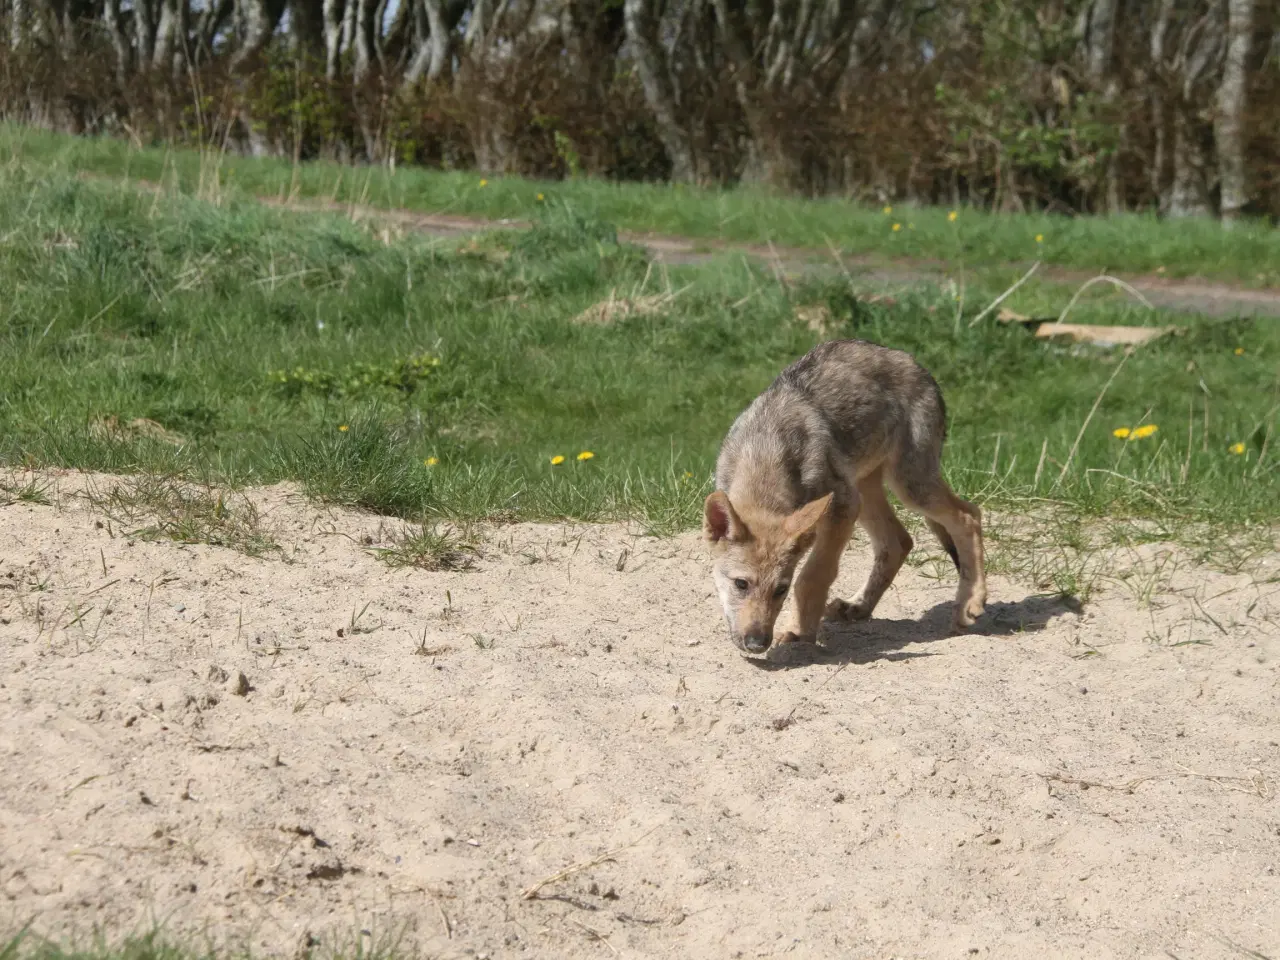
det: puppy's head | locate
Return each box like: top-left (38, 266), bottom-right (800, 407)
top-left (703, 491), bottom-right (831, 655)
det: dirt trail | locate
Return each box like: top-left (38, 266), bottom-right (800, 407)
top-left (2, 471), bottom-right (1278, 959)
top-left (73, 172), bottom-right (1280, 320)
top-left (259, 194), bottom-right (1280, 320)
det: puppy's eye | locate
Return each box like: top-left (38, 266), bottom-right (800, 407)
top-left (774, 583), bottom-right (790, 598)
top-left (732, 578), bottom-right (749, 592)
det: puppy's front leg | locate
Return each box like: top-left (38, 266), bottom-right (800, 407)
top-left (781, 508), bottom-right (857, 643)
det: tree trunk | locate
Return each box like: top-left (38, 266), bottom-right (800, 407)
top-left (1148, 0), bottom-right (1174, 212)
top-left (844, 1), bottom-right (893, 75)
top-left (323, 0), bottom-right (343, 77)
top-left (230, 0), bottom-right (281, 68)
top-left (290, 0), bottom-right (327, 57)
top-left (1105, 109), bottom-right (1125, 214)
top-left (405, 0), bottom-right (451, 84)
top-left (10, 0), bottom-right (25, 49)
top-left (624, 0), bottom-right (696, 183)
top-left (708, 0), bottom-right (799, 190)
top-left (1167, 2), bottom-right (1226, 217)
top-left (382, 0), bottom-right (411, 69)
top-left (194, 0), bottom-right (231, 65)
top-left (341, 0), bottom-right (357, 70)
top-left (407, 0), bottom-right (431, 80)
top-left (1170, 109), bottom-right (1213, 217)
top-left (153, 0), bottom-right (179, 72)
top-left (1080, 0), bottom-right (1118, 81)
top-left (738, 105), bottom-right (802, 191)
top-left (1215, 0), bottom-right (1253, 223)
top-left (102, 0), bottom-right (131, 78)
top-left (372, 0), bottom-right (389, 69)
top-left (352, 0), bottom-right (372, 80)
top-left (133, 0), bottom-right (158, 67)
top-left (1081, 0), bottom-right (1121, 211)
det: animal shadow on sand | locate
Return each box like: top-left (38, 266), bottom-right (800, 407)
top-left (751, 592), bottom-right (1083, 671)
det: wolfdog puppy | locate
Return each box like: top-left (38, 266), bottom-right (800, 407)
top-left (705, 339), bottom-right (986, 655)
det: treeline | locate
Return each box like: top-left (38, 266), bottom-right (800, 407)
top-left (2, 0), bottom-right (1277, 218)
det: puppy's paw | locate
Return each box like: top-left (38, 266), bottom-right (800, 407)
top-left (777, 630), bottom-right (816, 645)
top-left (767, 632), bottom-right (820, 664)
top-left (825, 598), bottom-right (872, 622)
top-left (952, 597), bottom-right (985, 630)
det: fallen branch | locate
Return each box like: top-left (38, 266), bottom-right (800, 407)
top-left (1057, 274), bottom-right (1154, 325)
top-left (1041, 768), bottom-right (1269, 799)
top-left (428, 889), bottom-right (452, 939)
top-left (521, 824), bottom-right (661, 900)
top-left (968, 260), bottom-right (1040, 327)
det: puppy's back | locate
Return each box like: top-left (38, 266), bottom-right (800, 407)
top-left (715, 340), bottom-right (947, 512)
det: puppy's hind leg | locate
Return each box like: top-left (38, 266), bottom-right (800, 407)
top-left (889, 467), bottom-right (986, 630)
top-left (926, 518), bottom-right (960, 572)
top-left (826, 470), bottom-right (913, 622)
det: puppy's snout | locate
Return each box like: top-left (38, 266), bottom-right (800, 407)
top-left (740, 631), bottom-right (772, 654)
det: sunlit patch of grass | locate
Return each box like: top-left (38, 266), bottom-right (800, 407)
top-left (0, 474), bottom-right (52, 506)
top-left (83, 475), bottom-right (279, 558)
top-left (371, 523), bottom-right (480, 571)
top-left (2, 925), bottom-right (410, 960)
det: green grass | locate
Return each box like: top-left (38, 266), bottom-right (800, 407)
top-left (4, 124), bottom-right (1280, 286)
top-left (371, 522), bottom-right (480, 571)
top-left (2, 927), bottom-right (404, 960)
top-left (82, 475), bottom-right (280, 557)
top-left (0, 474), bottom-right (52, 506)
top-left (0, 161), bottom-right (1275, 557)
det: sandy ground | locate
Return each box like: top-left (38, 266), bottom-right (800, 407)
top-left (2, 471), bottom-right (1278, 960)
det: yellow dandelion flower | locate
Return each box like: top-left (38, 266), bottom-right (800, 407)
top-left (536, 193), bottom-right (545, 201)
top-left (1035, 234), bottom-right (1044, 244)
top-left (338, 424), bottom-right (349, 432)
top-left (1234, 347), bottom-right (1245, 356)
top-left (577, 451), bottom-right (594, 461)
top-left (550, 455), bottom-right (565, 465)
top-left (682, 471), bottom-right (693, 480)
top-left (892, 223), bottom-right (902, 232)
top-left (883, 205), bottom-right (893, 215)
top-left (479, 179), bottom-right (488, 187)
top-left (1130, 424), bottom-right (1159, 440)
top-left (1112, 427), bottom-right (1131, 439)
top-left (948, 210), bottom-right (958, 222)
top-left (425, 457), bottom-right (439, 466)
top-left (1229, 442), bottom-right (1246, 455)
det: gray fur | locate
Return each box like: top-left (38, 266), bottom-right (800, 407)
top-left (715, 339), bottom-right (948, 519)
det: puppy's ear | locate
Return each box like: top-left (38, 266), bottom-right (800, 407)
top-left (782, 492), bottom-right (832, 550)
top-left (704, 492), bottom-right (748, 544)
